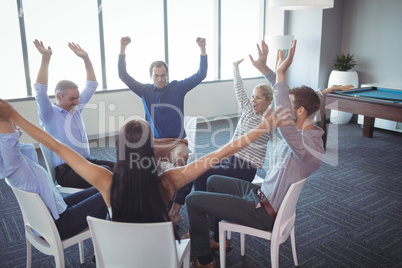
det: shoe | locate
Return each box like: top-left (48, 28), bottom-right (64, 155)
top-left (190, 259), bottom-right (217, 268)
top-left (169, 203), bottom-right (183, 224)
top-left (210, 237), bottom-right (231, 252)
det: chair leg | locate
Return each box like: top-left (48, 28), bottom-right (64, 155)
top-left (26, 239), bottom-right (32, 268)
top-left (240, 233), bottom-right (246, 256)
top-left (270, 243), bottom-right (279, 268)
top-left (219, 229), bottom-right (227, 268)
top-left (53, 246), bottom-right (65, 268)
top-left (54, 254), bottom-right (65, 268)
top-left (290, 227), bottom-right (298, 266)
top-left (182, 248), bottom-right (190, 268)
top-left (78, 241), bottom-right (85, 264)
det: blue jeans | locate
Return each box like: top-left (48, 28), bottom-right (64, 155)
top-left (55, 187), bottom-right (107, 240)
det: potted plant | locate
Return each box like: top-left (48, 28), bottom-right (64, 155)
top-left (334, 53), bottom-right (356, 71)
top-left (328, 53), bottom-right (359, 124)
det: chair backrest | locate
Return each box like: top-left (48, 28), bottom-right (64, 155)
top-left (271, 178), bottom-right (307, 243)
top-left (184, 116), bottom-right (198, 161)
top-left (39, 143), bottom-right (57, 183)
top-left (87, 216), bottom-right (180, 268)
top-left (5, 179), bottom-right (62, 250)
top-left (39, 144), bottom-right (83, 194)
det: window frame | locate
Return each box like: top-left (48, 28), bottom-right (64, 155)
top-left (11, 0), bottom-right (269, 99)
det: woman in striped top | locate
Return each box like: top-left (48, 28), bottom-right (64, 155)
top-left (192, 59), bottom-right (274, 192)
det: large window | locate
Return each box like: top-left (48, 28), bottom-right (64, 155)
top-left (167, 0), bottom-right (215, 81)
top-left (221, 0), bottom-right (264, 79)
top-left (102, 0), bottom-right (164, 90)
top-left (1, 0), bottom-right (269, 99)
top-left (0, 1), bottom-right (27, 99)
top-left (23, 0), bottom-right (101, 93)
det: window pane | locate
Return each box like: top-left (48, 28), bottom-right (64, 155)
top-left (0, 1), bottom-right (28, 99)
top-left (221, 0), bottom-right (263, 79)
top-left (167, 0), bottom-right (215, 81)
top-left (24, 0), bottom-right (101, 93)
top-left (103, 0), bottom-right (164, 90)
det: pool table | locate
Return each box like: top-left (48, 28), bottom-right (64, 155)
top-left (317, 86), bottom-right (402, 148)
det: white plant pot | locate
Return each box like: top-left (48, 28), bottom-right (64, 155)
top-left (328, 70), bottom-right (359, 124)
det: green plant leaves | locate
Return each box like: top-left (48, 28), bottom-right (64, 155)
top-left (334, 53), bottom-right (356, 71)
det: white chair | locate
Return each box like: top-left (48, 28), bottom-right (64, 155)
top-left (184, 116), bottom-right (198, 162)
top-left (39, 143), bottom-right (82, 194)
top-left (252, 174), bottom-right (265, 186)
top-left (219, 178), bottom-right (308, 268)
top-left (87, 216), bottom-right (191, 268)
top-left (5, 179), bottom-right (91, 268)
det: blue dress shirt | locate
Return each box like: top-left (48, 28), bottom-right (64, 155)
top-left (0, 131), bottom-right (67, 219)
top-left (118, 55), bottom-right (208, 139)
top-left (34, 81), bottom-right (98, 167)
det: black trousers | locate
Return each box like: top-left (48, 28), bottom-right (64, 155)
top-left (55, 157), bottom-right (114, 188)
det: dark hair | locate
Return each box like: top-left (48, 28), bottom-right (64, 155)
top-left (289, 85), bottom-right (321, 117)
top-left (54, 80), bottom-right (78, 95)
top-left (149, 61), bottom-right (169, 76)
top-left (110, 120), bottom-right (171, 228)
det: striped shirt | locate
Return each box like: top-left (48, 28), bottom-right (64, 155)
top-left (231, 66), bottom-right (272, 168)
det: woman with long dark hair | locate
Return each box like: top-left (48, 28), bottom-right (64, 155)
top-left (0, 99), bottom-right (291, 227)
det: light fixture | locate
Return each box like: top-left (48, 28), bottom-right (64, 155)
top-left (269, 0), bottom-right (334, 10)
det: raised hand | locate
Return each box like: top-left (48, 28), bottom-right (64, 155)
top-left (260, 105), bottom-right (293, 132)
top-left (196, 37), bottom-right (206, 48)
top-left (0, 99), bottom-right (15, 120)
top-left (249, 40), bottom-right (269, 74)
top-left (196, 37), bottom-right (206, 56)
top-left (233, 59), bottom-right (244, 67)
top-left (121, 36), bottom-right (131, 48)
top-left (276, 40), bottom-right (297, 79)
top-left (33, 39), bottom-right (52, 58)
top-left (68, 42), bottom-right (89, 59)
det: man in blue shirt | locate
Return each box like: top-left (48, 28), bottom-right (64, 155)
top-left (118, 36), bottom-right (208, 223)
top-left (0, 117), bottom-right (107, 240)
top-left (33, 40), bottom-right (114, 189)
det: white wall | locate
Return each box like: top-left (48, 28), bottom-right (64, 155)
top-left (319, 0), bottom-right (344, 88)
top-left (342, 0), bottom-right (402, 86)
top-left (284, 0), bottom-right (402, 90)
top-left (11, 77), bottom-right (267, 144)
top-left (286, 9), bottom-right (324, 90)
top-left (284, 0), bottom-right (344, 90)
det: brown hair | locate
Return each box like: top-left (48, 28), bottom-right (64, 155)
top-left (149, 61), bottom-right (169, 76)
top-left (289, 85), bottom-right (321, 117)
